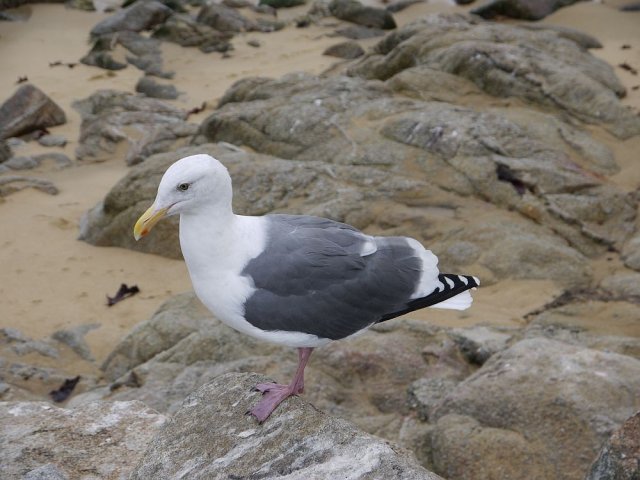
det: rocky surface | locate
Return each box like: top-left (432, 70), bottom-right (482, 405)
top-left (130, 373), bottom-right (441, 479)
top-left (323, 40), bottom-right (365, 58)
top-left (586, 411), bottom-right (640, 480)
top-left (0, 85), bottom-right (66, 140)
top-left (0, 175), bottom-right (58, 196)
top-left (472, 0), bottom-right (586, 21)
top-left (349, 15), bottom-right (639, 139)
top-left (135, 76), bottom-right (179, 99)
top-left (329, 0), bottom-right (397, 30)
top-left (81, 30), bottom-right (172, 77)
top-left (429, 338), bottom-right (640, 480)
top-left (90, 0), bottom-right (172, 36)
top-left (72, 89), bottom-right (197, 164)
top-left (0, 400), bottom-right (166, 479)
top-left (151, 13), bottom-right (233, 52)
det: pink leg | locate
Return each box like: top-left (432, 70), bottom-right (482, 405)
top-left (250, 347), bottom-right (314, 423)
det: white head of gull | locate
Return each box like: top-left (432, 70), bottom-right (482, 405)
top-left (134, 153), bottom-right (479, 422)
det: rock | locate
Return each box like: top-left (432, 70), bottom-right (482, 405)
top-left (586, 411), bottom-right (640, 480)
top-left (471, 0), bottom-right (586, 21)
top-left (100, 292), bottom-right (214, 380)
top-left (622, 234), bottom-right (640, 271)
top-left (72, 89), bottom-right (196, 164)
top-left (23, 463), bottom-right (69, 480)
top-left (81, 30), bottom-right (173, 77)
top-left (335, 25), bottom-right (386, 39)
top-left (1, 327), bottom-right (59, 358)
top-left (37, 134), bottom-right (67, 147)
top-left (135, 76), bottom-right (179, 99)
top-left (151, 13), bottom-right (233, 52)
top-left (408, 377), bottom-right (461, 422)
top-left (518, 23), bottom-right (602, 49)
top-left (90, 0), bottom-right (172, 36)
top-left (600, 272), bottom-right (640, 298)
top-left (431, 338), bottom-right (640, 480)
top-left (0, 175), bottom-right (58, 197)
top-left (200, 73), bottom-right (625, 283)
top-left (0, 140), bottom-right (11, 162)
top-left (2, 152), bottom-right (71, 170)
top-left (329, 0), bottom-right (396, 30)
top-left (197, 2), bottom-right (257, 32)
top-left (429, 413), bottom-right (554, 479)
top-left (386, 0), bottom-right (423, 13)
top-left (130, 373), bottom-right (441, 479)
top-left (620, 2), bottom-right (640, 11)
top-left (0, 84), bottom-right (66, 140)
top-left (259, 0), bottom-right (306, 7)
top-left (448, 326), bottom-right (512, 365)
top-left (524, 300), bottom-right (640, 360)
top-left (51, 324), bottom-right (100, 362)
top-left (348, 14), bottom-right (639, 139)
top-left (323, 40), bottom-right (365, 58)
top-left (0, 401), bottom-right (166, 479)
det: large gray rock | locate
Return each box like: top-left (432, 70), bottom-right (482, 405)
top-left (81, 30), bottom-right (173, 78)
top-left (429, 338), bottom-right (640, 480)
top-left (586, 411), bottom-right (640, 480)
top-left (329, 0), bottom-right (396, 30)
top-left (472, 0), bottom-right (587, 21)
top-left (152, 13), bottom-right (233, 52)
top-left (130, 372), bottom-right (441, 479)
top-left (135, 76), bottom-right (179, 99)
top-left (0, 401), bottom-right (166, 479)
top-left (90, 0), bottom-right (172, 36)
top-left (348, 15), bottom-right (639, 139)
top-left (72, 89), bottom-right (196, 164)
top-left (197, 1), bottom-right (257, 32)
top-left (0, 85), bottom-right (66, 140)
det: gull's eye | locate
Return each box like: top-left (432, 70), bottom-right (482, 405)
top-left (177, 183), bottom-right (190, 192)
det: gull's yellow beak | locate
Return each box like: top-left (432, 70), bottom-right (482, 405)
top-left (133, 204), bottom-right (169, 241)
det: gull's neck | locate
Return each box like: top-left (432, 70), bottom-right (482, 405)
top-left (178, 204), bottom-right (266, 278)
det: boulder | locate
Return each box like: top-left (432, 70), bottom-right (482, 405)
top-left (472, 0), bottom-right (587, 21)
top-left (323, 40), bottom-right (365, 59)
top-left (586, 411), bottom-right (640, 480)
top-left (430, 338), bottom-right (640, 480)
top-left (0, 85), bottom-right (66, 140)
top-left (600, 272), bottom-right (640, 298)
top-left (90, 0), bottom-right (172, 36)
top-left (0, 175), bottom-right (58, 197)
top-left (259, 0), bottom-right (306, 7)
top-left (447, 325), bottom-right (512, 365)
top-left (151, 13), bottom-right (233, 52)
top-left (329, 0), bottom-right (396, 30)
top-left (2, 152), bottom-right (71, 171)
top-left (0, 140), bottom-right (11, 162)
top-left (135, 76), bottom-right (179, 99)
top-left (81, 30), bottom-right (173, 77)
top-left (0, 401), bottom-right (166, 479)
top-left (197, 2), bottom-right (257, 32)
top-left (348, 15), bottom-right (639, 139)
top-left (622, 234), bottom-right (640, 271)
top-left (72, 89), bottom-right (196, 164)
top-left (130, 373), bottom-right (442, 479)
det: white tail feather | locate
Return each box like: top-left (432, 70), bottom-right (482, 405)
top-left (429, 290), bottom-right (474, 310)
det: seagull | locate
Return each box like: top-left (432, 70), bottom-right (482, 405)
top-left (133, 154), bottom-right (479, 422)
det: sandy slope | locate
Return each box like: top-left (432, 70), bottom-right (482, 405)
top-left (0, 1), bottom-right (638, 387)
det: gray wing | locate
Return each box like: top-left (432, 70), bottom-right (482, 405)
top-left (241, 214), bottom-right (424, 340)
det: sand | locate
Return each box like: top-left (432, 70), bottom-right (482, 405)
top-left (0, 1), bottom-right (639, 391)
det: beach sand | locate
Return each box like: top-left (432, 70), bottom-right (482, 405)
top-left (0, 1), bottom-right (639, 393)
